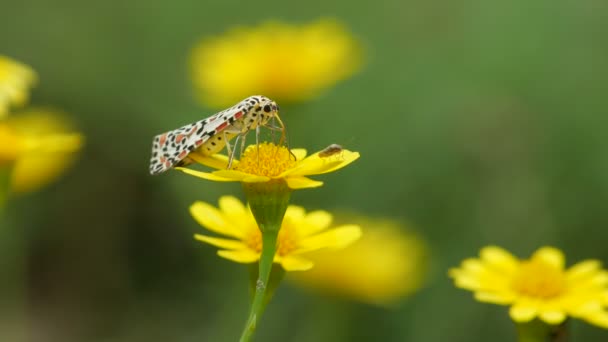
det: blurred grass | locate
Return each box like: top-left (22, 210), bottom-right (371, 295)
top-left (1, 0), bottom-right (608, 341)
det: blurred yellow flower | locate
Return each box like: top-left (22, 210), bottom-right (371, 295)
top-left (290, 218), bottom-right (428, 306)
top-left (191, 196), bottom-right (361, 271)
top-left (190, 18), bottom-right (363, 107)
top-left (177, 142), bottom-right (359, 190)
top-left (0, 109), bottom-right (83, 193)
top-left (0, 56), bottom-right (37, 118)
top-left (449, 246), bottom-right (608, 328)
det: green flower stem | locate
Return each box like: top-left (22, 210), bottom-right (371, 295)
top-left (239, 180), bottom-right (291, 342)
top-left (0, 166), bottom-right (26, 340)
top-left (239, 231), bottom-right (278, 342)
top-left (516, 320), bottom-right (567, 342)
top-left (0, 166), bottom-right (11, 214)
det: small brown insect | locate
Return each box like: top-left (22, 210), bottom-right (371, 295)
top-left (318, 144), bottom-right (344, 158)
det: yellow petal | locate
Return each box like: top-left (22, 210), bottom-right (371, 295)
top-left (285, 176), bottom-right (323, 189)
top-left (297, 225), bottom-right (361, 253)
top-left (480, 246), bottom-right (519, 274)
top-left (474, 291), bottom-right (515, 305)
top-left (6, 110), bottom-right (82, 193)
top-left (190, 201), bottom-right (245, 238)
top-left (539, 310), bottom-right (566, 325)
top-left (531, 246), bottom-right (565, 270)
top-left (281, 255), bottom-right (314, 271)
top-left (218, 195), bottom-right (247, 216)
top-left (449, 269), bottom-right (483, 290)
top-left (217, 249), bottom-right (259, 263)
top-left (194, 234), bottom-right (247, 250)
top-left (11, 145), bottom-right (79, 193)
top-left (188, 151), bottom-right (233, 170)
top-left (461, 258), bottom-right (485, 275)
top-left (301, 210), bottom-right (333, 235)
top-left (510, 302), bottom-right (538, 322)
top-left (291, 148), bottom-right (307, 161)
top-left (21, 133), bottom-right (82, 153)
top-left (567, 260), bottom-right (602, 280)
top-left (213, 169), bottom-right (270, 182)
top-left (569, 301), bottom-right (604, 317)
top-left (176, 167), bottom-right (235, 182)
top-left (281, 150), bottom-right (359, 177)
top-left (582, 310), bottom-right (608, 329)
top-left (284, 205), bottom-right (306, 221)
top-left (279, 155), bottom-right (334, 177)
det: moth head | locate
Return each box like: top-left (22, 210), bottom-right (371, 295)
top-left (259, 98), bottom-right (279, 118)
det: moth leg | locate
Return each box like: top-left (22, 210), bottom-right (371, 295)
top-left (261, 121), bottom-right (294, 160)
top-left (219, 122), bottom-right (247, 169)
top-left (239, 131), bottom-right (247, 158)
top-left (255, 125), bottom-right (261, 166)
top-left (223, 130), bottom-right (233, 161)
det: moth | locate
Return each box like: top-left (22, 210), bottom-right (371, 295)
top-left (149, 95), bottom-right (284, 175)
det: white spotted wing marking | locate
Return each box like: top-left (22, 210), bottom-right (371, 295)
top-left (149, 95), bottom-right (272, 175)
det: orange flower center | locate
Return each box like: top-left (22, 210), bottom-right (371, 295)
top-left (244, 221), bottom-right (299, 257)
top-left (246, 229), bottom-right (263, 253)
top-left (235, 142), bottom-right (295, 177)
top-left (511, 260), bottom-right (565, 299)
top-left (277, 224), bottom-right (298, 257)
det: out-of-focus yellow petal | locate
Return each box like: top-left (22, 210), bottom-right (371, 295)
top-left (190, 201), bottom-right (245, 238)
top-left (194, 234), bottom-right (248, 250)
top-left (532, 246), bottom-right (565, 270)
top-left (451, 245), bottom-right (608, 330)
top-left (539, 310), bottom-right (566, 325)
top-left (217, 249), bottom-right (259, 263)
top-left (290, 220), bottom-right (428, 306)
top-left (284, 205), bottom-right (306, 221)
top-left (300, 210), bottom-right (333, 235)
top-left (218, 195), bottom-right (247, 217)
top-left (480, 246), bottom-right (519, 274)
top-left (190, 19), bottom-right (363, 107)
top-left (567, 260), bottom-right (602, 281)
top-left (474, 291), bottom-right (515, 305)
top-left (280, 255), bottom-right (314, 271)
top-left (297, 225), bottom-right (362, 253)
top-left (0, 56), bottom-right (37, 118)
top-left (510, 302), bottom-right (538, 322)
top-left (449, 269), bottom-right (483, 290)
top-left (0, 124), bottom-right (22, 165)
top-left (190, 198), bottom-right (363, 273)
top-left (583, 310), bottom-right (608, 329)
top-left (6, 109), bottom-right (83, 193)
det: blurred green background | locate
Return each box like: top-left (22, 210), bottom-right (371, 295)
top-left (2, 0), bottom-right (608, 341)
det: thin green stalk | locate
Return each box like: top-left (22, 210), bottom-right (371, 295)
top-left (239, 230), bottom-right (278, 342)
top-left (0, 166), bottom-right (26, 341)
top-left (0, 166), bottom-right (11, 214)
top-left (516, 320), bottom-right (567, 342)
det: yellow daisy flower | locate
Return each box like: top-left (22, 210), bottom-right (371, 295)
top-left (190, 18), bottom-right (363, 108)
top-left (0, 56), bottom-right (37, 118)
top-left (449, 246), bottom-right (608, 328)
top-left (190, 196), bottom-right (362, 271)
top-left (0, 109), bottom-right (83, 193)
top-left (290, 218), bottom-right (428, 306)
top-left (176, 142), bottom-right (359, 190)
